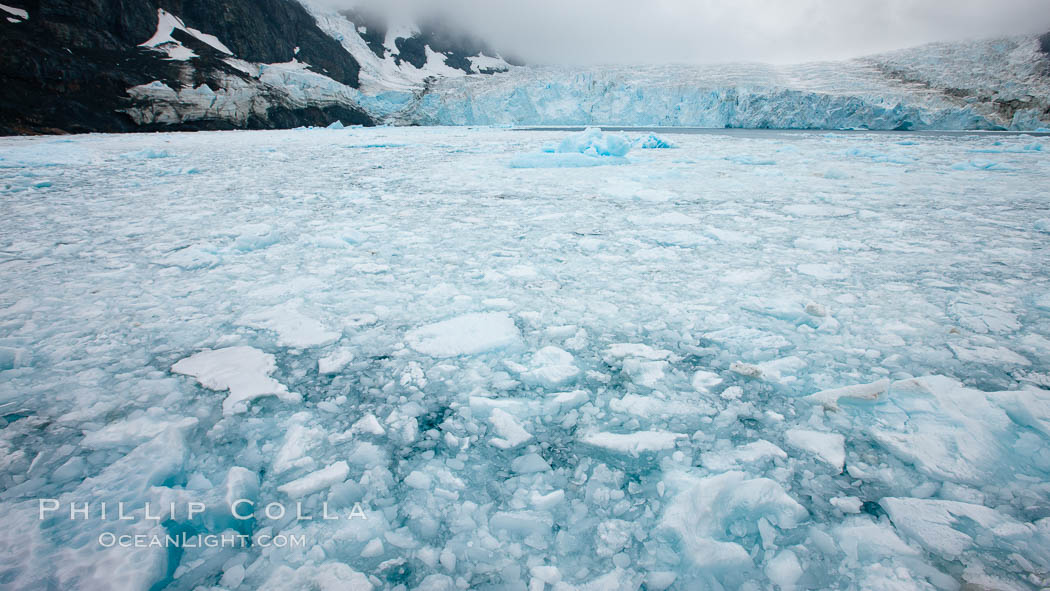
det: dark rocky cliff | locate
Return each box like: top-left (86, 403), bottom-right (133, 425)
top-left (0, 1), bottom-right (519, 135)
top-left (0, 0), bottom-right (371, 134)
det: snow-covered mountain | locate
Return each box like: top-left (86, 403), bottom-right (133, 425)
top-left (0, 0), bottom-right (512, 134)
top-left (0, 1), bottom-right (1048, 134)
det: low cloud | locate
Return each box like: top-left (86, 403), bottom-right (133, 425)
top-left (320, 0), bottom-right (1050, 64)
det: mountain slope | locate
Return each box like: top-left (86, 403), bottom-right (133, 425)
top-left (0, 0), bottom-right (510, 134)
top-left (0, 0), bottom-right (373, 134)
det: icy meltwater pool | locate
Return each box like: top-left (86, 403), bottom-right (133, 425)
top-left (0, 126), bottom-right (1049, 590)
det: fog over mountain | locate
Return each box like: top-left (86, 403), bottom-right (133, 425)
top-left (319, 0), bottom-right (1050, 64)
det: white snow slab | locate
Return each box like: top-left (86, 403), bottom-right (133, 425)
top-left (0, 3), bottom-right (27, 19)
top-left (580, 430), bottom-right (686, 456)
top-left (785, 428), bottom-right (846, 472)
top-left (141, 8), bottom-right (233, 55)
top-left (277, 461), bottom-right (350, 498)
top-left (405, 312), bottom-right (520, 357)
top-left (172, 346), bottom-right (300, 415)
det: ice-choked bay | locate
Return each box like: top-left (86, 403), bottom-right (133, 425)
top-left (1, 126), bottom-right (1049, 590)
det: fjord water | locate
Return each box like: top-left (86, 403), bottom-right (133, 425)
top-left (0, 126), bottom-right (1048, 590)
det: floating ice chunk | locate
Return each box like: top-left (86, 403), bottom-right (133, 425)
top-left (326, 120), bottom-right (345, 129)
top-left (545, 389), bottom-right (591, 413)
top-left (506, 264), bottom-right (538, 279)
top-left (830, 496), bottom-right (863, 514)
top-left (558, 127), bottom-right (632, 157)
top-left (575, 568), bottom-right (644, 591)
top-left (765, 550), bottom-right (803, 589)
top-left (948, 343), bottom-right (1030, 366)
top-left (511, 453), bottom-right (551, 474)
top-left (948, 299), bottom-right (1021, 333)
top-left (951, 159), bottom-right (1013, 171)
top-left (415, 574), bottom-right (456, 591)
top-left (730, 361), bottom-right (763, 378)
top-left (661, 470), bottom-right (808, 569)
top-left (405, 312), bottom-right (520, 357)
top-left (318, 348), bottom-right (355, 374)
top-left (80, 414), bottom-right (197, 449)
top-left (804, 379), bottom-right (890, 410)
top-left (277, 461), bottom-right (350, 499)
top-left (470, 395), bottom-right (532, 419)
top-left (530, 489), bottom-right (565, 510)
top-left (628, 212), bottom-right (699, 226)
top-left (621, 359), bottom-right (668, 388)
top-left (172, 346), bottom-right (300, 415)
top-left (635, 133), bottom-right (675, 149)
top-left (510, 128), bottom-right (632, 168)
top-left (785, 428), bottom-right (846, 472)
top-left (866, 376), bottom-right (1020, 483)
top-left (157, 243), bottom-right (219, 269)
top-left (832, 517), bottom-right (920, 564)
top-left (523, 363), bottom-right (579, 388)
top-left (720, 386), bottom-right (743, 401)
top-left (231, 223), bottom-right (280, 252)
top-left (121, 148), bottom-right (171, 159)
top-left (352, 414), bottom-right (386, 436)
top-left (756, 356), bottom-right (806, 384)
top-left (489, 408), bottom-right (533, 449)
top-left (240, 304), bottom-right (340, 348)
top-left (353, 262), bottom-right (389, 274)
top-left (797, 263), bottom-right (850, 280)
top-left (580, 430), bottom-right (685, 456)
top-left (360, 538), bottom-right (383, 558)
top-left (644, 572), bottom-right (677, 590)
top-left (1034, 219), bottom-right (1050, 233)
top-left (220, 564), bottom-right (245, 588)
top-left (272, 421), bottom-right (323, 474)
top-left (725, 155), bottom-right (776, 165)
top-left (404, 470), bottom-right (432, 490)
top-left (490, 510), bottom-right (553, 538)
top-left (604, 343), bottom-right (672, 360)
top-left (700, 440), bottom-right (787, 471)
top-left (880, 497), bottom-right (1050, 562)
top-left (783, 204), bottom-right (855, 218)
top-left (609, 394), bottom-right (714, 418)
top-left (691, 370), bottom-right (723, 394)
top-left (704, 226), bottom-right (759, 244)
top-left (522, 346), bottom-right (579, 388)
top-left (530, 565), bottom-right (561, 584)
top-left (224, 466), bottom-right (260, 513)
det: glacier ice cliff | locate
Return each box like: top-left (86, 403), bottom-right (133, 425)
top-left (396, 36), bottom-right (1050, 130)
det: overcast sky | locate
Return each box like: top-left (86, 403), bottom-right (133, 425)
top-left (327, 0), bottom-right (1050, 64)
